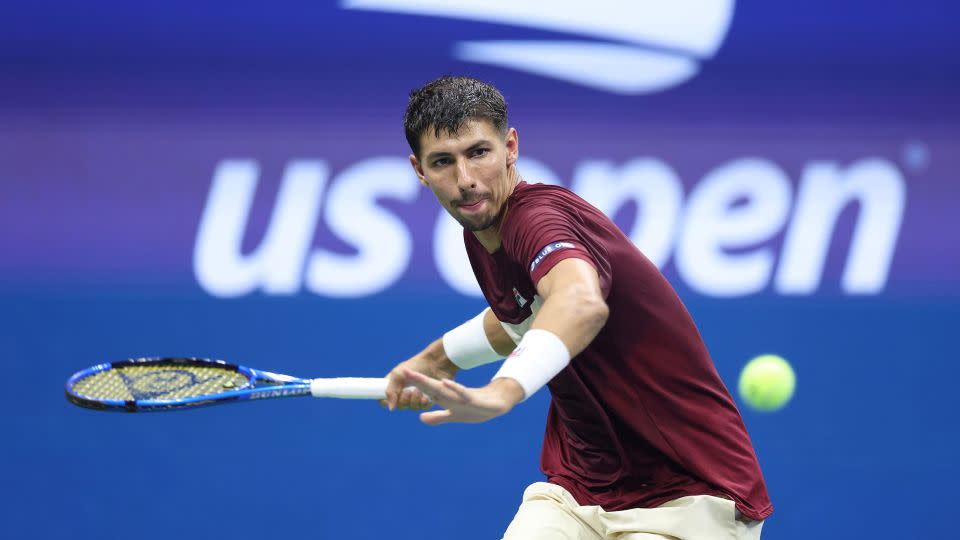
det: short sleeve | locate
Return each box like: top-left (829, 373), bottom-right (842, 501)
top-left (502, 199), bottom-right (612, 296)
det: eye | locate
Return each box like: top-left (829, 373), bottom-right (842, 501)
top-left (432, 158), bottom-right (450, 167)
top-left (471, 148), bottom-right (490, 158)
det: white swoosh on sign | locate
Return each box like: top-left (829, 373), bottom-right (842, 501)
top-left (455, 41), bottom-right (698, 94)
top-left (341, 0), bottom-right (735, 57)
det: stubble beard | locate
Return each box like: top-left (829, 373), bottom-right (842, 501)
top-left (455, 199), bottom-right (505, 232)
top-left (458, 213), bottom-right (496, 232)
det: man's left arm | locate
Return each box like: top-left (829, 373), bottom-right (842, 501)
top-left (525, 257), bottom-right (609, 356)
top-left (402, 258), bottom-right (608, 425)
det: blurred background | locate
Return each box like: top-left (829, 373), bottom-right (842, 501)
top-left (1, 1), bottom-right (957, 538)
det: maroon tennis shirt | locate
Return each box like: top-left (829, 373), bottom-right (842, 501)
top-left (463, 181), bottom-right (773, 521)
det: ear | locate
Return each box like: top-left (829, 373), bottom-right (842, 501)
top-left (504, 127), bottom-right (519, 166)
top-left (409, 154), bottom-right (428, 186)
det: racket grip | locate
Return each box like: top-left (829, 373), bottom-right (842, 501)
top-left (309, 377), bottom-right (389, 399)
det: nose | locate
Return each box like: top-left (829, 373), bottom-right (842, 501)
top-left (456, 160), bottom-right (476, 191)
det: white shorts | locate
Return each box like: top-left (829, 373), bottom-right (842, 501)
top-left (501, 482), bottom-right (764, 540)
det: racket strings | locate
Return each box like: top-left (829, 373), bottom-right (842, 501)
top-left (71, 365), bottom-right (249, 401)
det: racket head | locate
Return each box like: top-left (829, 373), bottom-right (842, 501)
top-left (65, 357), bottom-right (255, 412)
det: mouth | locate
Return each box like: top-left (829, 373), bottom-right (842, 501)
top-left (458, 199), bottom-right (485, 210)
top-left (456, 196), bottom-right (489, 213)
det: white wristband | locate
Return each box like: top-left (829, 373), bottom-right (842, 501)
top-left (493, 329), bottom-right (570, 401)
top-left (442, 309), bottom-right (502, 370)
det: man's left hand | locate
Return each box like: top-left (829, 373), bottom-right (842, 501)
top-left (401, 368), bottom-right (525, 425)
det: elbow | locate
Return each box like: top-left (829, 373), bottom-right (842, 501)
top-left (571, 288), bottom-right (609, 332)
top-left (587, 296), bottom-right (610, 331)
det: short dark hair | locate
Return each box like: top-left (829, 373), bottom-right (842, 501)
top-left (404, 76), bottom-right (508, 158)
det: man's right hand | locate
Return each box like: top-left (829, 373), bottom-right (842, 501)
top-left (382, 338), bottom-right (460, 411)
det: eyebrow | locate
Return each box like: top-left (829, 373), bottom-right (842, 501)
top-left (425, 140), bottom-right (492, 162)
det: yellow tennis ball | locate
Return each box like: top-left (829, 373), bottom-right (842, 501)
top-left (738, 354), bottom-right (796, 412)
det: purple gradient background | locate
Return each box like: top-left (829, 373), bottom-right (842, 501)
top-left (1, 1), bottom-right (957, 295)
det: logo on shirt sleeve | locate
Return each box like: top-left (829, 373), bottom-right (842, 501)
top-left (529, 242), bottom-right (576, 273)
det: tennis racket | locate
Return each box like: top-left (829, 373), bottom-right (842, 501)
top-left (65, 356), bottom-right (397, 412)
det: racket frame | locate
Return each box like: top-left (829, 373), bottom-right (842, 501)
top-left (65, 357), bottom-right (312, 412)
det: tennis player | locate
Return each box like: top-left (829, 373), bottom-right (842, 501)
top-left (384, 76), bottom-right (772, 540)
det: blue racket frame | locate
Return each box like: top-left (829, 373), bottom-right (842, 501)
top-left (65, 357), bottom-right (313, 412)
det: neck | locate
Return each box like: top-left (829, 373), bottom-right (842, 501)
top-left (472, 166), bottom-right (521, 253)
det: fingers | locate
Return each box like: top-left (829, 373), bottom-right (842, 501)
top-left (408, 378), bottom-right (507, 426)
top-left (399, 388), bottom-right (414, 409)
top-left (380, 390), bottom-right (431, 410)
top-left (384, 369), bottom-right (407, 411)
top-left (418, 393), bottom-right (433, 410)
top-left (441, 378), bottom-right (471, 400)
top-left (405, 370), bottom-right (466, 408)
top-left (399, 387), bottom-right (424, 410)
top-left (383, 368), bottom-right (436, 411)
top-left (402, 369), bottom-right (446, 399)
top-left (406, 387), bottom-right (433, 410)
top-left (382, 368), bottom-right (457, 414)
top-left (420, 409), bottom-right (454, 426)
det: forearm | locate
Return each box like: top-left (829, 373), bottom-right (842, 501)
top-left (442, 308), bottom-right (515, 370)
top-left (416, 337), bottom-right (461, 379)
top-left (483, 308), bottom-right (517, 356)
top-left (530, 284), bottom-right (609, 357)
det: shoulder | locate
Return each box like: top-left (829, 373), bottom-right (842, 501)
top-left (509, 181), bottom-right (583, 208)
top-left (504, 182), bottom-right (584, 227)
top-left (500, 182), bottom-right (587, 259)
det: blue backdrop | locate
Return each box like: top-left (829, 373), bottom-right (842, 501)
top-left (1, 1), bottom-right (957, 538)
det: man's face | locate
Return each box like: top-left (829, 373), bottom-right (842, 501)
top-left (410, 119), bottom-right (519, 232)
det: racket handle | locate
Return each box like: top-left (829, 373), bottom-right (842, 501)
top-left (309, 377), bottom-right (389, 399)
top-left (308, 378), bottom-right (425, 401)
